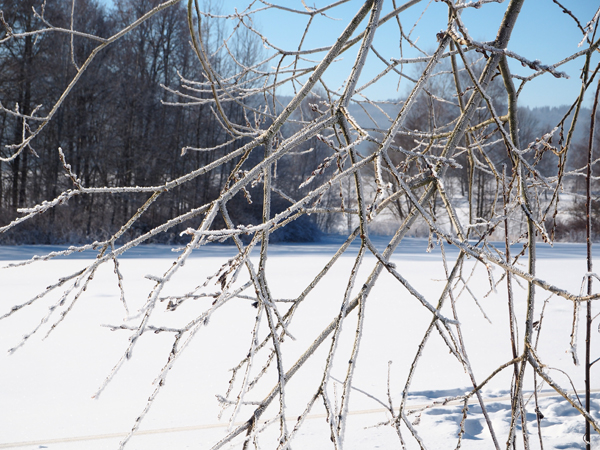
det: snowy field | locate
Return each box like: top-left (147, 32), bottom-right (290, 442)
top-left (0, 237), bottom-right (599, 449)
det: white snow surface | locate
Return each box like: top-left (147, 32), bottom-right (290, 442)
top-left (0, 237), bottom-right (598, 449)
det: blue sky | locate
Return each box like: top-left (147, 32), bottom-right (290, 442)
top-left (100, 0), bottom-right (599, 108)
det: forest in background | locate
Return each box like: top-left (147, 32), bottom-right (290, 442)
top-left (0, 0), bottom-right (598, 244)
top-left (0, 0), bottom-right (276, 244)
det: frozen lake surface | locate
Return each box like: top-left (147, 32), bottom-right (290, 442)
top-left (1, 235), bottom-right (599, 260)
top-left (0, 237), bottom-right (598, 449)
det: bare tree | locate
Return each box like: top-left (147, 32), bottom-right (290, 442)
top-left (1, 1), bottom-right (599, 449)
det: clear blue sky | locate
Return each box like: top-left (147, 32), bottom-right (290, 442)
top-left (101, 0), bottom-right (599, 108)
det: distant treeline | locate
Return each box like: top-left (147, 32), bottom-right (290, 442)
top-left (0, 0), bottom-right (598, 244)
top-left (0, 0), bottom-right (299, 243)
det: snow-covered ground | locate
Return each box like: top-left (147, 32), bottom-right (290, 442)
top-left (0, 237), bottom-right (598, 449)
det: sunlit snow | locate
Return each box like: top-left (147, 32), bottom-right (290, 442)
top-left (1, 237), bottom-right (598, 449)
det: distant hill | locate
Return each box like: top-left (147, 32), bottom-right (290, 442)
top-left (275, 94), bottom-right (589, 150)
top-left (521, 104), bottom-right (590, 145)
